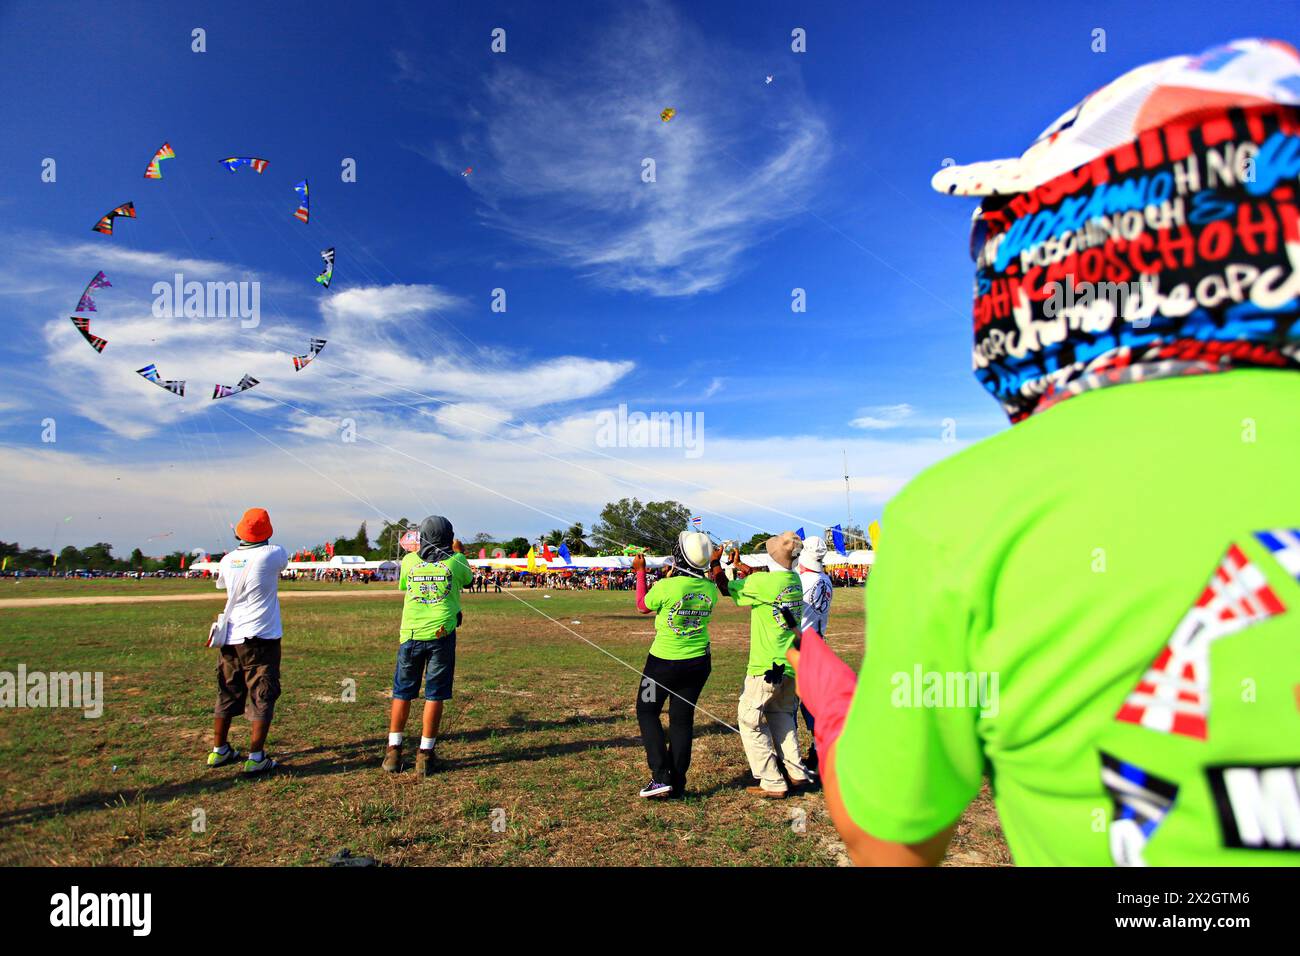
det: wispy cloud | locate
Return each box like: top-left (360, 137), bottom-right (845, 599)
top-left (419, 0), bottom-right (830, 296)
top-left (849, 403), bottom-right (915, 430)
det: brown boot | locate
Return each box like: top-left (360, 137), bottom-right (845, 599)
top-left (382, 743), bottom-right (403, 773)
top-left (415, 747), bottom-right (436, 777)
top-left (746, 785), bottom-right (788, 799)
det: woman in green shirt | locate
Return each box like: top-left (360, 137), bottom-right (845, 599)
top-left (631, 532), bottom-right (725, 799)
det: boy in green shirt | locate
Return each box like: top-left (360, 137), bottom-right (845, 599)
top-left (382, 515), bottom-right (473, 776)
top-left (796, 40), bottom-right (1300, 865)
top-left (731, 532), bottom-right (810, 797)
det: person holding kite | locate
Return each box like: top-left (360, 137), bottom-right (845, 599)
top-left (795, 535), bottom-right (833, 774)
top-left (630, 531), bottom-right (725, 799)
top-left (207, 508), bottom-right (289, 775)
top-left (729, 532), bottom-right (811, 798)
top-left (383, 515), bottom-right (473, 776)
top-left (793, 38), bottom-right (1300, 866)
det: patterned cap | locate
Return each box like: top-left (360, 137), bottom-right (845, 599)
top-left (932, 38), bottom-right (1300, 198)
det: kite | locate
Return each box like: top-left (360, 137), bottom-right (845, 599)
top-left (70, 316), bottom-right (107, 353)
top-left (136, 364), bottom-right (185, 396)
top-left (212, 374), bottom-right (259, 399)
top-left (462, 167), bottom-right (473, 177)
top-left (660, 108), bottom-right (676, 122)
top-left (399, 529), bottom-right (420, 552)
top-left (143, 142), bottom-right (175, 179)
top-left (75, 271), bottom-right (112, 312)
top-left (293, 180), bottom-right (309, 223)
top-left (218, 157), bottom-right (269, 174)
top-left (765, 75), bottom-right (773, 85)
top-left (293, 337), bottom-right (327, 371)
top-left (92, 202), bottom-right (136, 235)
top-left (315, 247), bottom-right (334, 288)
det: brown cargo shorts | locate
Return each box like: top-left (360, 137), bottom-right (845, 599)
top-left (214, 637), bottom-right (282, 722)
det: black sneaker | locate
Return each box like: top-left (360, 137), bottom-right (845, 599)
top-left (639, 780), bottom-right (672, 799)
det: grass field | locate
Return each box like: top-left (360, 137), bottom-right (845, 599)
top-left (0, 585), bottom-right (1010, 866)
top-left (2, 577), bottom-right (394, 597)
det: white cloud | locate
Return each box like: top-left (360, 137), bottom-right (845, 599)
top-left (321, 284), bottom-right (466, 326)
top-left (849, 403), bottom-right (915, 430)
top-left (0, 414), bottom-right (972, 556)
top-left (422, 0), bottom-right (831, 296)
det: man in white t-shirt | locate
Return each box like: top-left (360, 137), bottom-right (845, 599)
top-left (208, 508), bottom-right (289, 775)
top-left (797, 536), bottom-right (833, 774)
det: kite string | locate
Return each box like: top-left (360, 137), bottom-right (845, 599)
top-left (214, 401), bottom-right (745, 736)
top-left (256, 343), bottom-right (766, 548)
top-left (165, 409), bottom-right (227, 554)
top-left (200, 177), bottom-right (851, 540)
top-left (169, 153), bottom-right (847, 545)
top-left (258, 332), bottom-right (842, 541)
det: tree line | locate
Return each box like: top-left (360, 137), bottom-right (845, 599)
top-left (1, 498), bottom-right (866, 572)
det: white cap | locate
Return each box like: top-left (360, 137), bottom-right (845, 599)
top-left (799, 536), bottom-right (828, 572)
top-left (676, 531), bottom-right (714, 571)
top-left (932, 38), bottom-right (1300, 198)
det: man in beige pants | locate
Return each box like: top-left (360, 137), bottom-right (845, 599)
top-left (729, 532), bottom-right (810, 797)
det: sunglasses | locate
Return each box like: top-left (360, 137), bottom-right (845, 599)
top-left (968, 193), bottom-right (1015, 263)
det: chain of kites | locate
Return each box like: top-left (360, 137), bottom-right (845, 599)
top-left (72, 142), bottom-right (330, 399)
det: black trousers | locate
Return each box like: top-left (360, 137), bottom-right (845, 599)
top-left (635, 653), bottom-right (711, 795)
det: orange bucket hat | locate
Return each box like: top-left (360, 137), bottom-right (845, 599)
top-left (235, 507), bottom-right (273, 543)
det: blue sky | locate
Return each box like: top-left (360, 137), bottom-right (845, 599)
top-left (0, 0), bottom-right (1295, 556)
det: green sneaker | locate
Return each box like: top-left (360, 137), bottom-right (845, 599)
top-left (207, 746), bottom-right (240, 769)
top-left (242, 755), bottom-right (278, 776)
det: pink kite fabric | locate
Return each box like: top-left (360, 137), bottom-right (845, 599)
top-left (796, 629), bottom-right (858, 758)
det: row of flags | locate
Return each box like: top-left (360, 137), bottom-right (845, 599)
top-left (793, 522), bottom-right (878, 554)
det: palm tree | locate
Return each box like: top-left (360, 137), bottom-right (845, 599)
top-left (564, 523), bottom-right (587, 555)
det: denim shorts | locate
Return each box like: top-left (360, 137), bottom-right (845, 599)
top-left (392, 632), bottom-right (457, 702)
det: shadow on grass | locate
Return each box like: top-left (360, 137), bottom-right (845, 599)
top-left (0, 714), bottom-right (734, 827)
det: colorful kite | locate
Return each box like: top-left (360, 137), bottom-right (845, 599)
top-left (70, 316), bottom-right (107, 353)
top-left (399, 529), bottom-right (420, 552)
top-left (315, 247), bottom-right (334, 288)
top-left (143, 142), bottom-right (175, 179)
top-left (75, 271), bottom-right (112, 312)
top-left (212, 374), bottom-right (259, 399)
top-left (660, 108), bottom-right (676, 122)
top-left (461, 167), bottom-right (473, 177)
top-left (293, 337), bottom-right (327, 371)
top-left (293, 180), bottom-right (309, 223)
top-left (136, 364), bottom-right (185, 396)
top-left (92, 202), bottom-right (136, 235)
top-left (218, 157), bottom-right (269, 174)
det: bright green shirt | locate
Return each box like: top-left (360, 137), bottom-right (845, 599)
top-left (730, 569), bottom-right (803, 677)
top-left (398, 551), bottom-right (473, 642)
top-left (833, 370), bottom-right (1300, 866)
top-left (645, 575), bottom-right (719, 660)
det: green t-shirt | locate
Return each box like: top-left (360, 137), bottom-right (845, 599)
top-left (833, 370), bottom-right (1300, 866)
top-left (730, 569), bottom-right (803, 677)
top-left (399, 551), bottom-right (474, 642)
top-left (645, 575), bottom-right (719, 660)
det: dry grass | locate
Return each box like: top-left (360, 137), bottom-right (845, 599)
top-left (0, 585), bottom-right (1008, 866)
